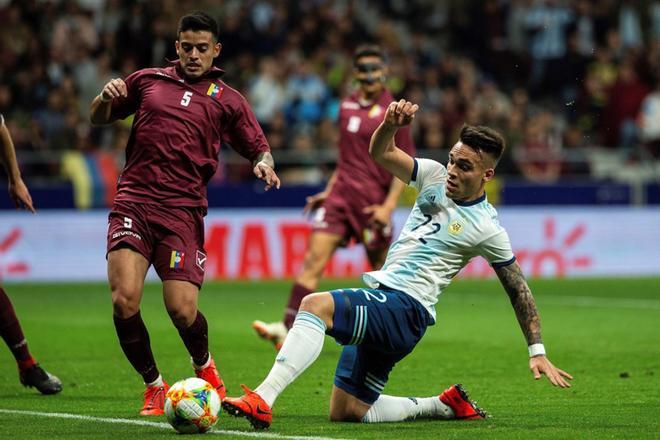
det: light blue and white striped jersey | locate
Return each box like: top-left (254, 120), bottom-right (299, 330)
top-left (363, 158), bottom-right (515, 321)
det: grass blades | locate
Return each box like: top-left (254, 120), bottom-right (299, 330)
top-left (1, 278), bottom-right (659, 439)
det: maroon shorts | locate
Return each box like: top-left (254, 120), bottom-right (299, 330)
top-left (311, 194), bottom-right (392, 251)
top-left (107, 201), bottom-right (207, 288)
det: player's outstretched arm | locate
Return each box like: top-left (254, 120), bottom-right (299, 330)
top-left (494, 261), bottom-right (573, 388)
top-left (253, 151), bottom-right (281, 191)
top-left (90, 78), bottom-right (127, 125)
top-left (369, 100), bottom-right (418, 184)
top-left (0, 119), bottom-right (35, 213)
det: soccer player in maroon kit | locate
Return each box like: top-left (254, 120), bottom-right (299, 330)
top-left (0, 114), bottom-right (62, 395)
top-left (90, 12), bottom-right (280, 415)
top-left (253, 45), bottom-right (415, 349)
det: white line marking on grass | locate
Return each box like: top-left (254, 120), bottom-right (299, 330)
top-left (452, 293), bottom-right (660, 310)
top-left (0, 409), bottom-right (349, 440)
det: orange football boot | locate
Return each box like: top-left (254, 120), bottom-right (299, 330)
top-left (140, 381), bottom-right (170, 416)
top-left (194, 356), bottom-right (226, 400)
top-left (439, 384), bottom-right (487, 420)
top-left (222, 384), bottom-right (272, 429)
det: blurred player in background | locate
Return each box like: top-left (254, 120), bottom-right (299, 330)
top-left (90, 11), bottom-right (280, 415)
top-left (0, 114), bottom-right (62, 395)
top-left (223, 101), bottom-right (572, 429)
top-left (252, 44), bottom-right (414, 349)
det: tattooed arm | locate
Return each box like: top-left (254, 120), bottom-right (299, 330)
top-left (494, 261), bottom-right (542, 345)
top-left (495, 261), bottom-right (573, 388)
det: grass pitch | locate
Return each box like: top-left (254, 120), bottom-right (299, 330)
top-left (1, 278), bottom-right (659, 439)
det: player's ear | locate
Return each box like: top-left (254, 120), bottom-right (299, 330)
top-left (175, 40), bottom-right (180, 56)
top-left (483, 168), bottom-right (495, 182)
top-left (213, 42), bottom-right (222, 58)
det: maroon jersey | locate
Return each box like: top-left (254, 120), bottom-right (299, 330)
top-left (332, 89), bottom-right (415, 205)
top-left (110, 63), bottom-right (270, 209)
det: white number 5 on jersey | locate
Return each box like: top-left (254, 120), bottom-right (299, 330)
top-left (347, 115), bottom-right (361, 133)
top-left (180, 91), bottom-right (193, 107)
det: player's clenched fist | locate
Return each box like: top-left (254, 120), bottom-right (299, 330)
top-left (99, 78), bottom-right (128, 102)
top-left (384, 99), bottom-right (419, 127)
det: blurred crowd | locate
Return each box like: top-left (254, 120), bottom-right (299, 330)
top-left (1, 0), bottom-right (660, 186)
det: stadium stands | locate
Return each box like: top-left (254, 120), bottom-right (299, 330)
top-left (0, 0), bottom-right (659, 207)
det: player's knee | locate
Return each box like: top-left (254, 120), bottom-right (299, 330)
top-left (299, 292), bottom-right (333, 325)
top-left (166, 301), bottom-right (197, 328)
top-left (111, 287), bottom-right (140, 318)
top-left (299, 293), bottom-right (323, 314)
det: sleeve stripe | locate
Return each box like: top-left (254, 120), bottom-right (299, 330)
top-left (411, 158), bottom-right (419, 182)
top-left (491, 256), bottom-right (516, 268)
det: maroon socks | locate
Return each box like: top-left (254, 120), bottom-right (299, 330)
top-left (177, 311), bottom-right (209, 366)
top-left (283, 283), bottom-right (313, 329)
top-left (0, 287), bottom-right (34, 367)
top-left (113, 311), bottom-right (159, 383)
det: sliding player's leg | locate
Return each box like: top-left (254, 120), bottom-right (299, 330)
top-left (224, 291), bottom-right (334, 428)
top-left (329, 345), bottom-right (457, 422)
top-left (328, 287), bottom-right (486, 423)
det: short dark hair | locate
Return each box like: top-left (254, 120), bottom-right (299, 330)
top-left (178, 11), bottom-right (219, 41)
top-left (459, 124), bottom-right (506, 164)
top-left (353, 44), bottom-right (386, 65)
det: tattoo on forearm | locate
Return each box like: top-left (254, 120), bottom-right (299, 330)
top-left (255, 152), bottom-right (274, 168)
top-left (495, 263), bottom-right (542, 345)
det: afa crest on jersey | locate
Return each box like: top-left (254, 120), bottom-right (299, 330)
top-left (448, 220), bottom-right (463, 235)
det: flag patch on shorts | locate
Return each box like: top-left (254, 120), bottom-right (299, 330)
top-left (170, 250), bottom-right (185, 269)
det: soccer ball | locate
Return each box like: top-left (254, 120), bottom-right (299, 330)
top-left (165, 377), bottom-right (221, 434)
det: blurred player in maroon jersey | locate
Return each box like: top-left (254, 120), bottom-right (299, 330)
top-left (90, 11), bottom-right (280, 415)
top-left (0, 114), bottom-right (62, 395)
top-left (253, 45), bottom-right (414, 349)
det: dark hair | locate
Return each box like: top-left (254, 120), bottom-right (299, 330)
top-left (459, 124), bottom-right (506, 164)
top-left (178, 11), bottom-right (219, 41)
top-left (353, 44), bottom-right (386, 65)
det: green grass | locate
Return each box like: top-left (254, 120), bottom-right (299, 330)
top-left (1, 278), bottom-right (659, 439)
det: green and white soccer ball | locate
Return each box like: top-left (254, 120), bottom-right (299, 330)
top-left (165, 377), bottom-right (221, 434)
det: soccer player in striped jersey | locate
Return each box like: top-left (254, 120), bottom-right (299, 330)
top-left (0, 114), bottom-right (62, 395)
top-left (223, 100), bottom-right (572, 429)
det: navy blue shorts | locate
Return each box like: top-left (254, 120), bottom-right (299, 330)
top-left (327, 286), bottom-right (433, 404)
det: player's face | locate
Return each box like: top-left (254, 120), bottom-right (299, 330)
top-left (175, 30), bottom-right (221, 79)
top-left (354, 55), bottom-right (386, 96)
top-left (446, 142), bottom-right (494, 202)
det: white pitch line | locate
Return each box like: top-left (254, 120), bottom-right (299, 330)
top-left (450, 293), bottom-right (660, 310)
top-left (0, 408), bottom-right (349, 440)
